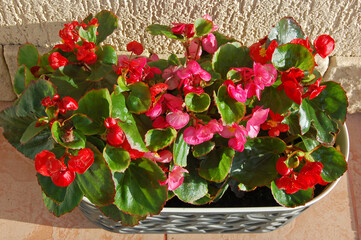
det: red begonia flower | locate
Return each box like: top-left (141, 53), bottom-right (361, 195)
top-left (76, 41), bottom-right (97, 65)
top-left (275, 174), bottom-right (299, 194)
top-left (104, 117), bottom-right (118, 129)
top-left (106, 125), bottom-right (125, 147)
top-left (314, 35), bottom-right (335, 58)
top-left (302, 78), bottom-right (326, 100)
top-left (261, 110), bottom-right (289, 137)
top-left (49, 52), bottom-right (69, 70)
top-left (290, 37), bottom-right (313, 52)
top-left (62, 97), bottom-right (78, 111)
top-left (35, 150), bottom-right (57, 177)
top-left (249, 38), bottom-right (278, 64)
top-left (121, 138), bottom-right (145, 159)
top-left (127, 41), bottom-right (144, 55)
top-left (51, 169), bottom-right (76, 187)
top-left (276, 157), bottom-right (292, 176)
top-left (68, 148), bottom-right (94, 174)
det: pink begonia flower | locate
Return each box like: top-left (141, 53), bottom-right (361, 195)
top-left (224, 80), bottom-right (247, 103)
top-left (147, 53), bottom-right (159, 62)
top-left (183, 119), bottom-right (222, 145)
top-left (246, 107), bottom-right (270, 138)
top-left (163, 66), bottom-right (181, 90)
top-left (228, 124), bottom-right (248, 152)
top-left (202, 33), bottom-right (217, 54)
top-left (187, 38), bottom-right (202, 60)
top-left (163, 93), bottom-right (184, 111)
top-left (166, 110), bottom-right (190, 130)
top-left (146, 100), bottom-right (164, 119)
top-left (233, 62), bottom-right (277, 100)
top-left (160, 166), bottom-right (189, 191)
top-left (177, 61), bottom-right (211, 82)
top-left (152, 116), bottom-right (170, 128)
top-left (183, 85), bottom-right (204, 95)
top-left (144, 150), bottom-right (172, 163)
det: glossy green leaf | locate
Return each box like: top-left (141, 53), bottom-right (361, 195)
top-left (199, 147), bottom-right (235, 182)
top-left (194, 18), bottom-right (213, 37)
top-left (173, 129), bottom-right (190, 167)
top-left (311, 146), bottom-right (347, 182)
top-left (185, 92), bottom-right (211, 112)
top-left (212, 42), bottom-right (253, 78)
top-left (213, 32), bottom-right (237, 46)
top-left (214, 85), bottom-right (246, 126)
top-left (255, 86), bottom-right (294, 114)
top-left (42, 179), bottom-right (83, 217)
top-left (20, 120), bottom-right (48, 144)
top-left (18, 43), bottom-right (39, 69)
top-left (271, 181), bottom-right (313, 207)
top-left (99, 204), bottom-right (146, 226)
top-left (111, 90), bottom-right (148, 152)
top-left (76, 88), bottom-right (111, 135)
top-left (192, 141), bottom-right (215, 158)
top-left (70, 113), bottom-right (93, 134)
top-left (88, 45), bottom-right (118, 81)
top-left (79, 25), bottom-right (97, 43)
top-left (145, 127), bottom-right (177, 152)
top-left (51, 121), bottom-right (86, 149)
top-left (37, 174), bottom-right (67, 204)
top-left (103, 145), bottom-right (130, 172)
top-left (76, 143), bottom-right (115, 206)
top-left (231, 137), bottom-right (286, 187)
top-left (16, 79), bottom-right (56, 117)
top-left (272, 44), bottom-right (315, 72)
top-left (267, 17), bottom-right (306, 46)
top-left (126, 82), bottom-right (152, 114)
top-left (117, 76), bottom-right (130, 92)
top-left (14, 65), bottom-right (36, 95)
top-left (283, 110), bottom-right (301, 135)
top-left (168, 54), bottom-right (181, 66)
top-left (114, 158), bottom-right (167, 216)
top-left (174, 162), bottom-right (208, 203)
top-left (95, 10), bottom-right (119, 45)
top-left (146, 24), bottom-right (184, 40)
top-left (0, 106), bottom-right (54, 159)
top-left (61, 64), bottom-right (91, 80)
top-left (147, 59), bottom-right (170, 71)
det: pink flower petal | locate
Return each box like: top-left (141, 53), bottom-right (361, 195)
top-left (168, 166), bottom-right (188, 191)
top-left (183, 126), bottom-right (202, 145)
top-left (166, 110), bottom-right (190, 130)
top-left (202, 33), bottom-right (217, 54)
top-left (246, 107), bottom-right (269, 138)
top-left (152, 116), bottom-right (170, 128)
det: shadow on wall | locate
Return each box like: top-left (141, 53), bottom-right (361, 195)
top-left (0, 22), bottom-right (67, 46)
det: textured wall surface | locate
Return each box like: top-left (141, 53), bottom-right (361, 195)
top-left (0, 0), bottom-right (360, 56)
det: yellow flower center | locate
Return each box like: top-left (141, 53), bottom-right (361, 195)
top-left (259, 47), bottom-right (267, 57)
top-left (268, 120), bottom-right (278, 128)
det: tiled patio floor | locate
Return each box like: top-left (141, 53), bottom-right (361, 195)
top-left (0, 101), bottom-right (359, 240)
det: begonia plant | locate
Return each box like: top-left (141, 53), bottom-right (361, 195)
top-left (0, 10), bottom-right (348, 225)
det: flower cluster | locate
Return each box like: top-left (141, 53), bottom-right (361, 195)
top-left (0, 11), bottom-right (347, 226)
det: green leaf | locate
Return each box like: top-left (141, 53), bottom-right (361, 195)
top-left (76, 88), bottom-right (112, 135)
top-left (20, 120), bottom-right (48, 144)
top-left (213, 32), bottom-right (237, 46)
top-left (95, 10), bottom-right (119, 45)
top-left (51, 121), bottom-right (86, 149)
top-left (18, 43), bottom-right (39, 69)
top-left (147, 59), bottom-right (170, 71)
top-left (0, 106), bottom-right (54, 159)
top-left (174, 160), bottom-right (208, 203)
top-left (14, 65), bottom-right (37, 95)
top-left (16, 79), bottom-right (56, 117)
top-left (88, 45), bottom-right (118, 81)
top-left (272, 44), bottom-right (315, 72)
top-left (70, 113), bottom-right (93, 134)
top-left (185, 92), bottom-right (211, 112)
top-left (231, 137), bottom-right (286, 187)
top-left (255, 86), bottom-right (294, 114)
top-left (126, 82), bottom-right (152, 114)
top-left (283, 110), bottom-right (301, 135)
top-left (192, 141), bottom-right (215, 158)
top-left (311, 146), bottom-right (347, 182)
top-left (99, 204), bottom-right (146, 226)
top-left (61, 64), bottom-right (90, 80)
top-left (111, 90), bottom-right (148, 152)
top-left (267, 17), bottom-right (306, 46)
top-left (145, 127), bottom-right (177, 152)
top-left (103, 145), bottom-right (131, 172)
top-left (146, 24), bottom-right (184, 40)
top-left (199, 147), bottom-right (235, 182)
top-left (37, 174), bottom-right (67, 204)
top-left (79, 25), bottom-right (97, 43)
top-left (114, 158), bottom-right (167, 216)
top-left (76, 143), bottom-right (115, 206)
top-left (173, 129), bottom-right (190, 167)
top-left (212, 42), bottom-right (253, 78)
top-left (214, 85), bottom-right (246, 126)
top-left (271, 181), bottom-right (313, 207)
top-left (168, 54), bottom-right (181, 66)
top-left (194, 18), bottom-right (213, 37)
top-left (42, 179), bottom-right (83, 217)
top-left (116, 76), bottom-right (130, 92)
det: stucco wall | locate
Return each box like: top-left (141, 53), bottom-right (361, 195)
top-left (0, 0), bottom-right (360, 56)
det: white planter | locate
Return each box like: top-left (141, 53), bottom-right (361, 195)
top-left (79, 124), bottom-right (350, 234)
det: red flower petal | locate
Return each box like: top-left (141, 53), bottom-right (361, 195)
top-left (35, 150), bottom-right (56, 176)
top-left (276, 157), bottom-right (292, 176)
top-left (283, 81), bottom-right (303, 105)
top-left (68, 148), bottom-right (94, 174)
top-left (51, 169), bottom-right (75, 187)
top-left (104, 117), bottom-right (118, 129)
top-left (106, 125), bottom-right (125, 147)
top-left (127, 41), bottom-right (144, 55)
top-left (314, 35), bottom-right (335, 58)
top-left (49, 52), bottom-right (69, 70)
